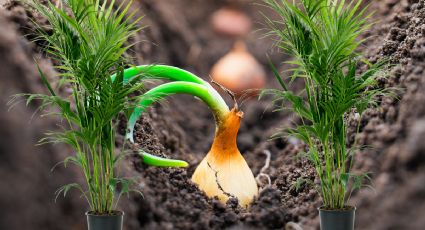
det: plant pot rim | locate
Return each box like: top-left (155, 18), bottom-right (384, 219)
top-left (86, 210), bottom-right (124, 217)
top-left (318, 205), bottom-right (356, 212)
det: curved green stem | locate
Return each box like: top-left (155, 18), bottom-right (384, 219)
top-left (140, 151), bottom-right (188, 167)
top-left (127, 81), bottom-right (229, 142)
top-left (111, 65), bottom-right (207, 85)
top-left (110, 65), bottom-right (231, 168)
top-left (112, 65), bottom-right (229, 137)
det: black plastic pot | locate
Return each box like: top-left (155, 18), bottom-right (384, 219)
top-left (319, 206), bottom-right (356, 230)
top-left (86, 211), bottom-right (124, 230)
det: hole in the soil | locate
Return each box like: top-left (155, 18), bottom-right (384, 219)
top-left (274, 138), bottom-right (286, 150)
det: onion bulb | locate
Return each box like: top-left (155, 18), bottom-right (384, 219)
top-left (191, 108), bottom-right (258, 207)
top-left (210, 41), bottom-right (266, 96)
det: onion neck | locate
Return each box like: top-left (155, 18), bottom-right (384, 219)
top-left (210, 108), bottom-right (243, 156)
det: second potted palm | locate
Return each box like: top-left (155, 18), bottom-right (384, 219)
top-left (264, 0), bottom-right (393, 229)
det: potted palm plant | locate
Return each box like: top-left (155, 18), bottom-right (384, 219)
top-left (263, 0), bottom-right (393, 229)
top-left (10, 1), bottom-right (188, 229)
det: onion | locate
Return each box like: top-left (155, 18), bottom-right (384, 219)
top-left (117, 65), bottom-right (258, 207)
top-left (192, 108), bottom-right (258, 207)
top-left (211, 41), bottom-right (266, 96)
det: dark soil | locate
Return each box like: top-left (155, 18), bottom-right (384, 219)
top-left (1, 0), bottom-right (425, 230)
top-left (87, 210), bottom-right (123, 216)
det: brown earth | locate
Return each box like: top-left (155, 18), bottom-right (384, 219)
top-left (0, 0), bottom-right (424, 230)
